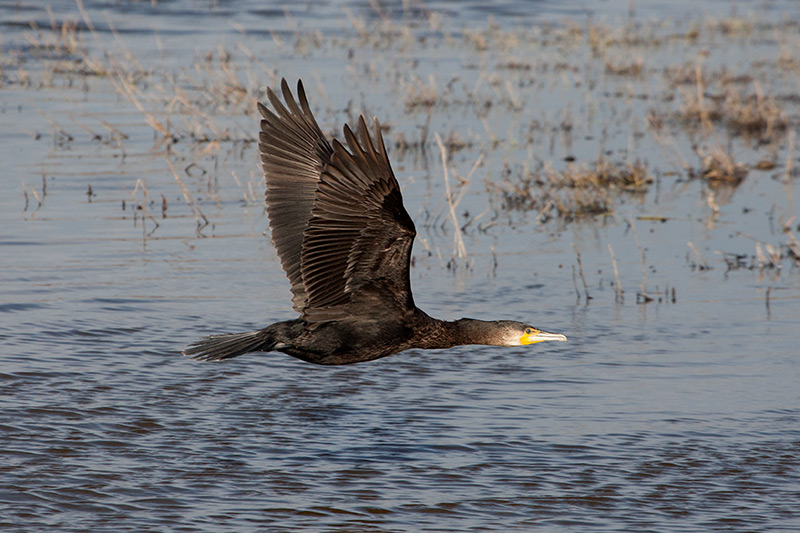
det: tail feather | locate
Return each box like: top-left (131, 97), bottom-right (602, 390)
top-left (183, 329), bottom-right (275, 362)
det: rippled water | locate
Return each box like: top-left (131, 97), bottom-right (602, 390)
top-left (2, 0), bottom-right (800, 531)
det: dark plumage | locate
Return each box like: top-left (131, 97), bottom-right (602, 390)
top-left (183, 79), bottom-right (567, 365)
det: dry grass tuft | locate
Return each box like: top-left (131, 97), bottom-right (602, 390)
top-left (605, 57), bottom-right (644, 76)
top-left (692, 144), bottom-right (748, 185)
top-left (549, 157), bottom-right (652, 192)
top-left (667, 68), bottom-right (788, 142)
top-left (502, 157), bottom-right (652, 222)
top-left (722, 84), bottom-right (788, 139)
top-left (24, 15), bottom-right (83, 58)
top-left (403, 76), bottom-right (440, 111)
top-left (720, 219), bottom-right (800, 272)
top-left (704, 16), bottom-right (755, 36)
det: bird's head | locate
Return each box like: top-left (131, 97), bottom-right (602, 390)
top-left (456, 319), bottom-right (568, 347)
top-left (516, 324), bottom-right (568, 346)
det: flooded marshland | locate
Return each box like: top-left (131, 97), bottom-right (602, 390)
top-left (2, 0), bottom-right (800, 530)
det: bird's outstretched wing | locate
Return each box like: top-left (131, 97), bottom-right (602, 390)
top-left (259, 79), bottom-right (416, 323)
top-left (258, 79), bottom-right (333, 313)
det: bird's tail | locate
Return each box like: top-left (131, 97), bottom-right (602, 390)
top-left (182, 329), bottom-right (276, 362)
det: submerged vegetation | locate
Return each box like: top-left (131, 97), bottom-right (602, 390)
top-left (5, 3), bottom-right (800, 293)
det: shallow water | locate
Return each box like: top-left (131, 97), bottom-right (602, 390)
top-left (2, 0), bottom-right (800, 531)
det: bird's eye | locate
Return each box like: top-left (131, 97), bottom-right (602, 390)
top-left (524, 328), bottom-right (533, 334)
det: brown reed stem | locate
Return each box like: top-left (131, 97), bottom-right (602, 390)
top-left (572, 243), bottom-right (591, 302)
top-left (608, 243), bottom-right (624, 303)
top-left (435, 132), bottom-right (467, 260)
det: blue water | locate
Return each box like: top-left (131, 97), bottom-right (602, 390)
top-left (2, 0), bottom-right (800, 530)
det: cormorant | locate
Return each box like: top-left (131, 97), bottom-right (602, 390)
top-left (183, 79), bottom-right (566, 365)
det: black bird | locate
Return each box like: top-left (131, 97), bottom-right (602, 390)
top-left (183, 79), bottom-right (567, 365)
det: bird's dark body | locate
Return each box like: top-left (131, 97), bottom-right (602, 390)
top-left (271, 314), bottom-right (418, 365)
top-left (199, 308), bottom-right (459, 365)
top-left (183, 79), bottom-right (566, 365)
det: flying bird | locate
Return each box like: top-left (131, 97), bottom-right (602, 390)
top-left (183, 79), bottom-right (566, 365)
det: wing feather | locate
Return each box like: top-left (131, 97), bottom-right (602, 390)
top-left (259, 79), bottom-right (333, 312)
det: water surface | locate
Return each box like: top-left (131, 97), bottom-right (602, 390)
top-left (2, 0), bottom-right (799, 531)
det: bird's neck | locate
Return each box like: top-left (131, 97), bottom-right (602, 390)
top-left (414, 314), bottom-right (496, 349)
top-left (450, 318), bottom-right (500, 345)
